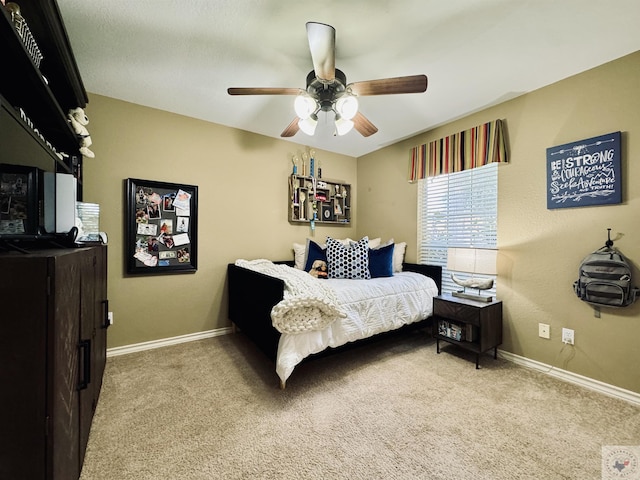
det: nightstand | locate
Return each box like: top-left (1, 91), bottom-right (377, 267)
top-left (432, 294), bottom-right (503, 368)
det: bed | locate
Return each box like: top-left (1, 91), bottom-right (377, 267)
top-left (227, 256), bottom-right (441, 388)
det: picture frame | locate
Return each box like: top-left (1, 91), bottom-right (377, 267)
top-left (0, 163), bottom-right (39, 237)
top-left (125, 178), bottom-right (198, 275)
top-left (321, 204), bottom-right (334, 221)
top-left (546, 131), bottom-right (622, 209)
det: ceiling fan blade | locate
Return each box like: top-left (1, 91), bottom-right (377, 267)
top-left (227, 87), bottom-right (301, 96)
top-left (306, 22), bottom-right (335, 83)
top-left (348, 74), bottom-right (428, 96)
top-left (281, 117), bottom-right (300, 137)
top-left (353, 111), bottom-right (378, 137)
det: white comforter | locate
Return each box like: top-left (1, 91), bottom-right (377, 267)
top-left (276, 272), bottom-right (438, 385)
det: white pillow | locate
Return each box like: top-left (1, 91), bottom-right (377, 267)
top-left (393, 242), bottom-right (406, 272)
top-left (379, 238), bottom-right (406, 272)
top-left (337, 237), bottom-right (381, 248)
top-left (293, 243), bottom-right (307, 269)
top-left (335, 238), bottom-right (354, 246)
top-left (368, 237), bottom-right (382, 249)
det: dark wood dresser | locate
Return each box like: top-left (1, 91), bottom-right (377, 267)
top-left (0, 246), bottom-right (108, 480)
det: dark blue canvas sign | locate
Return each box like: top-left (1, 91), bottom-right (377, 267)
top-left (546, 131), bottom-right (622, 209)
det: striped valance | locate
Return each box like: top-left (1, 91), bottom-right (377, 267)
top-left (408, 119), bottom-right (508, 182)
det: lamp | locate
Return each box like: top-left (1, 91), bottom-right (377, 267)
top-left (294, 94), bottom-right (317, 119)
top-left (447, 247), bottom-right (497, 302)
top-left (334, 114), bottom-right (354, 136)
top-left (292, 71), bottom-right (360, 136)
top-left (298, 114), bottom-right (318, 135)
top-left (335, 94), bottom-right (358, 120)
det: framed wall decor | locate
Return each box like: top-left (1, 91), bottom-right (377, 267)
top-left (546, 131), bottom-right (622, 209)
top-left (321, 204), bottom-right (333, 221)
top-left (0, 164), bottom-right (39, 237)
top-left (125, 178), bottom-right (198, 275)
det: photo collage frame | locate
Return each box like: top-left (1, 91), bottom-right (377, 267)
top-left (125, 178), bottom-right (198, 275)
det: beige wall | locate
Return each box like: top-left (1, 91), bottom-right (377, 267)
top-left (83, 50), bottom-right (640, 394)
top-left (357, 51), bottom-right (640, 393)
top-left (82, 95), bottom-right (357, 348)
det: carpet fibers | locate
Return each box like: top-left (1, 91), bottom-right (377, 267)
top-left (79, 330), bottom-right (640, 479)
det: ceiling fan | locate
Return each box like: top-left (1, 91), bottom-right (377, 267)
top-left (227, 22), bottom-right (428, 138)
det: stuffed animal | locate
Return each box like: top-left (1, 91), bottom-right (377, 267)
top-left (308, 259), bottom-right (328, 279)
top-left (67, 107), bottom-right (95, 158)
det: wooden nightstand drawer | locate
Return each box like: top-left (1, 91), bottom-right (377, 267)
top-left (434, 298), bottom-right (480, 325)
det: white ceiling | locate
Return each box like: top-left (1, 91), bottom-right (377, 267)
top-left (57, 0), bottom-right (640, 158)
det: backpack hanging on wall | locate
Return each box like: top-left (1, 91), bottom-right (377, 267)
top-left (573, 230), bottom-right (639, 308)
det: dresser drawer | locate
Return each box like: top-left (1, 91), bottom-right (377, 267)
top-left (434, 298), bottom-right (480, 325)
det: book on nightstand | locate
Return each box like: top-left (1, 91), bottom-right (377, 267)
top-left (438, 320), bottom-right (465, 341)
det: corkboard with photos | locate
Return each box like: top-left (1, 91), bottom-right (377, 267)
top-left (125, 178), bottom-right (198, 275)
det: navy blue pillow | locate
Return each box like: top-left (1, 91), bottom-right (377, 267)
top-left (368, 243), bottom-right (395, 278)
top-left (304, 240), bottom-right (327, 272)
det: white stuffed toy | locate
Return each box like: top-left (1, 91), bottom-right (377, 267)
top-left (67, 107), bottom-right (95, 158)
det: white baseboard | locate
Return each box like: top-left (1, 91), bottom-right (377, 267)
top-left (498, 350), bottom-right (640, 406)
top-left (106, 327), bottom-right (233, 357)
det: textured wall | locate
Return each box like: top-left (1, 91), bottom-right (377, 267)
top-left (81, 50), bottom-right (640, 394)
top-left (81, 95), bottom-right (357, 348)
top-left (357, 51), bottom-right (640, 393)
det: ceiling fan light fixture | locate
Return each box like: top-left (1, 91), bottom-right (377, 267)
top-left (298, 114), bottom-right (318, 135)
top-left (294, 94), bottom-right (318, 120)
top-left (335, 95), bottom-right (358, 120)
top-left (228, 23), bottom-right (428, 140)
top-left (334, 115), bottom-right (354, 136)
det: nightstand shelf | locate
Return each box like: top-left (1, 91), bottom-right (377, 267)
top-left (432, 294), bottom-right (503, 368)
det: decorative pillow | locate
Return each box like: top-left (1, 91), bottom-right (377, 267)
top-left (303, 240), bottom-right (327, 272)
top-left (293, 238), bottom-right (355, 269)
top-left (393, 241), bottom-right (407, 272)
top-left (293, 243), bottom-right (307, 269)
top-left (368, 237), bottom-right (382, 249)
top-left (369, 242), bottom-right (395, 278)
top-left (342, 237), bottom-right (381, 248)
top-left (326, 236), bottom-right (371, 279)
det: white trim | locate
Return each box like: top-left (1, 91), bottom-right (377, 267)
top-left (498, 350), bottom-right (640, 406)
top-left (106, 327), bottom-right (233, 358)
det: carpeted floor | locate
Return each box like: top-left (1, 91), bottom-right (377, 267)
top-left (79, 329), bottom-right (640, 480)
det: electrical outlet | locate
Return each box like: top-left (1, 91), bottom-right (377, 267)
top-left (108, 311), bottom-right (114, 325)
top-left (562, 328), bottom-right (574, 345)
top-left (539, 323), bottom-right (550, 339)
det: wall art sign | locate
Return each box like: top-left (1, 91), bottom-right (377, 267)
top-left (125, 178), bottom-right (198, 275)
top-left (546, 131), bottom-right (621, 209)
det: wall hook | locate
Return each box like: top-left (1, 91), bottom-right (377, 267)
top-left (604, 228), bottom-right (614, 249)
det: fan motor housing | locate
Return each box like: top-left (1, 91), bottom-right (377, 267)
top-left (306, 69), bottom-right (347, 111)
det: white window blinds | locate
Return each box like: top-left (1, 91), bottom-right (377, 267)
top-left (418, 162), bottom-right (498, 295)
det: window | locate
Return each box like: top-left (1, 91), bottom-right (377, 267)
top-left (418, 162), bottom-right (498, 295)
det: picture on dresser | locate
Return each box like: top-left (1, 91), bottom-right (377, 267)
top-left (0, 164), bottom-right (39, 236)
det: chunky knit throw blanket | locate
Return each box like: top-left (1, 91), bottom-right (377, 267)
top-left (234, 259), bottom-right (347, 334)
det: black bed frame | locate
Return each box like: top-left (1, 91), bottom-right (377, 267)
top-left (227, 261), bottom-right (442, 364)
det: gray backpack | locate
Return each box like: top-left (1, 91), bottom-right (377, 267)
top-left (573, 246), bottom-right (639, 307)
